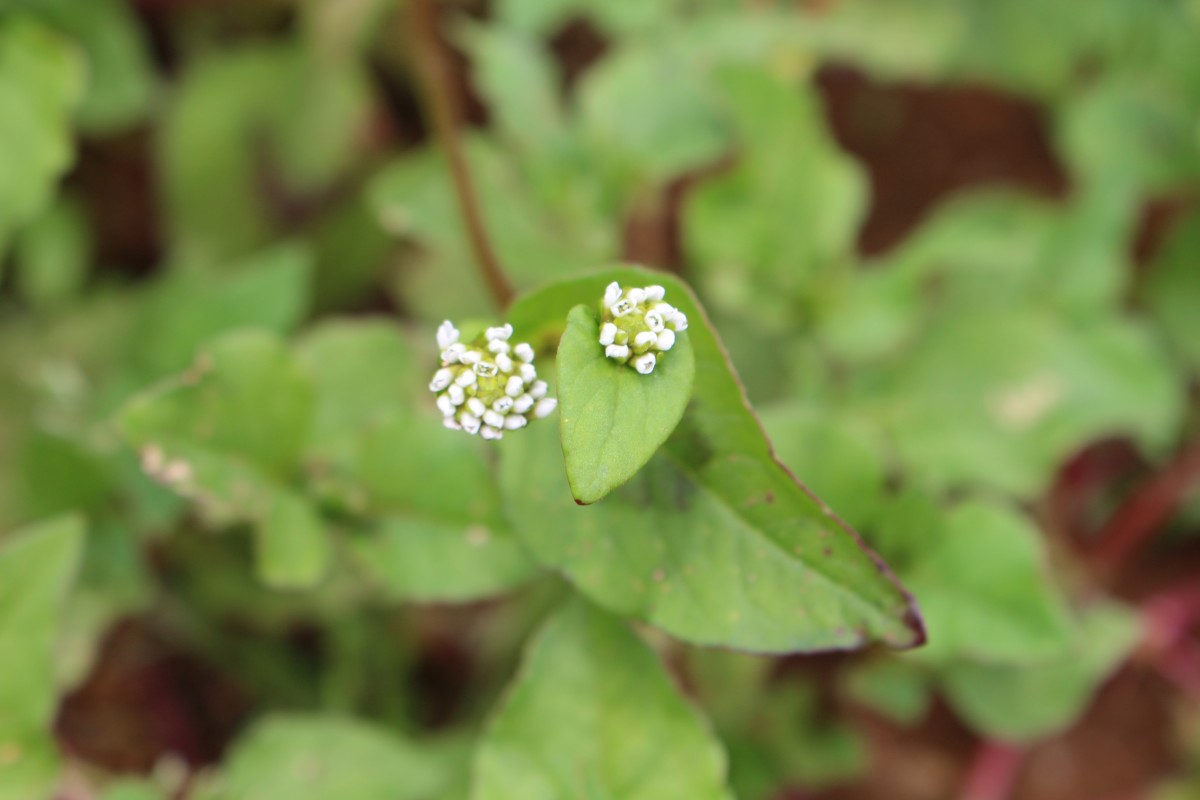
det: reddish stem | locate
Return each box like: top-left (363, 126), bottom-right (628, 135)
top-left (1093, 438), bottom-right (1200, 568)
top-left (408, 0), bottom-right (515, 309)
top-left (959, 741), bottom-right (1025, 800)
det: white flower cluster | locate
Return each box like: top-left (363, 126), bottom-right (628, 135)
top-left (430, 320), bottom-right (557, 440)
top-left (598, 282), bottom-right (688, 375)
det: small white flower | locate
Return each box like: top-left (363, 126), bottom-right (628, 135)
top-left (599, 322), bottom-right (618, 346)
top-left (634, 331), bottom-right (657, 349)
top-left (655, 329), bottom-right (675, 351)
top-left (429, 368), bottom-right (453, 392)
top-left (431, 320), bottom-right (556, 441)
top-left (644, 310), bottom-right (664, 332)
top-left (437, 320), bottom-right (460, 350)
top-left (633, 353), bottom-right (657, 374)
top-left (606, 344), bottom-right (630, 360)
top-left (604, 281), bottom-right (622, 305)
top-left (610, 298), bottom-right (636, 317)
top-left (644, 285), bottom-right (666, 302)
top-left (533, 397), bottom-right (558, 418)
top-left (627, 287), bottom-right (645, 304)
top-left (665, 309), bottom-right (688, 331)
top-left (486, 324), bottom-right (513, 341)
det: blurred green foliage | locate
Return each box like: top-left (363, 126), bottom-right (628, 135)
top-left (1, 0), bottom-right (1198, 798)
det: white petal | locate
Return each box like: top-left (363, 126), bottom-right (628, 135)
top-left (461, 414), bottom-right (481, 434)
top-left (461, 349), bottom-right (482, 365)
top-left (627, 287), bottom-right (645, 304)
top-left (455, 370), bottom-right (477, 387)
top-left (644, 285), bottom-right (665, 302)
top-left (599, 322), bottom-right (618, 346)
top-left (634, 331), bottom-right (657, 349)
top-left (513, 394), bottom-right (534, 414)
top-left (643, 310), bottom-right (664, 332)
top-left (655, 329), bottom-right (675, 351)
top-left (442, 343), bottom-right (466, 364)
top-left (443, 417), bottom-right (463, 430)
top-left (533, 397), bottom-right (558, 418)
top-left (603, 281), bottom-right (622, 306)
top-left (495, 353), bottom-right (514, 373)
top-left (493, 396), bottom-right (514, 413)
top-left (610, 298), bottom-right (636, 318)
top-left (480, 425), bottom-right (503, 440)
top-left (513, 343), bottom-right (535, 363)
top-left (436, 395), bottom-right (456, 416)
top-left (605, 344), bottom-right (630, 360)
top-left (467, 397), bottom-right (487, 417)
top-left (429, 368), bottom-right (453, 392)
top-left (519, 363), bottom-right (538, 384)
top-left (486, 324), bottom-right (513, 341)
top-left (487, 339), bottom-right (510, 354)
top-left (530, 380), bottom-right (548, 399)
top-left (483, 410), bottom-right (505, 429)
top-left (504, 414), bottom-right (528, 430)
top-left (437, 320), bottom-right (460, 350)
top-left (448, 384), bottom-right (465, 404)
top-left (668, 310), bottom-right (688, 331)
top-left (506, 376), bottom-right (525, 397)
top-left (634, 353), bottom-right (656, 374)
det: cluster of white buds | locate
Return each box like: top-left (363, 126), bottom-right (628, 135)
top-left (430, 320), bottom-right (557, 440)
top-left (598, 282), bottom-right (688, 375)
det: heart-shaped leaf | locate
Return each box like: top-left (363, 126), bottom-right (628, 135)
top-left (471, 600), bottom-right (734, 800)
top-left (558, 304), bottom-right (694, 504)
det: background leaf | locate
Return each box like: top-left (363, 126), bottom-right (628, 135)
top-left (471, 600), bottom-right (734, 800)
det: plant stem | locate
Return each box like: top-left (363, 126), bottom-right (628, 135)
top-left (959, 741), bottom-right (1025, 800)
top-left (408, 0), bottom-right (514, 309)
top-left (1093, 438), bottom-right (1200, 568)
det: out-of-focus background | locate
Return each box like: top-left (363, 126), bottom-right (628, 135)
top-left (1, 1), bottom-right (1199, 799)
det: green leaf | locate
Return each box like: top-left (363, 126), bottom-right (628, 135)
top-left (29, 0), bottom-right (155, 132)
top-left (1145, 210), bottom-right (1200, 372)
top-left (218, 714), bottom-right (455, 800)
top-left (471, 600), bottom-right (734, 800)
top-left (503, 268), bottom-right (923, 653)
top-left (841, 658), bottom-right (931, 725)
top-left (119, 331), bottom-right (328, 588)
top-left (940, 601), bottom-right (1140, 741)
top-left (0, 17), bottom-right (83, 250)
top-left (0, 515), bottom-right (84, 796)
top-left (348, 416), bottom-right (538, 603)
top-left (558, 304), bottom-right (695, 504)
top-left (905, 501), bottom-right (1072, 665)
top-left (294, 320), bottom-right (416, 459)
top-left (133, 243), bottom-right (313, 383)
top-left (12, 194), bottom-right (89, 309)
